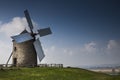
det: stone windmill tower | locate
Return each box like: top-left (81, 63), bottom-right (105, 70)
top-left (6, 10), bottom-right (52, 67)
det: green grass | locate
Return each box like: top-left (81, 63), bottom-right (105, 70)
top-left (0, 67), bottom-right (119, 80)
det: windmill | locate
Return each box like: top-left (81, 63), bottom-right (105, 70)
top-left (6, 10), bottom-right (52, 67)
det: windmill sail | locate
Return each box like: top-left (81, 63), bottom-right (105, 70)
top-left (24, 10), bottom-right (34, 34)
top-left (11, 33), bottom-right (33, 43)
top-left (38, 27), bottom-right (52, 37)
top-left (33, 39), bottom-right (45, 62)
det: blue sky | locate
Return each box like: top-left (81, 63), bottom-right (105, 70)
top-left (0, 0), bottom-right (120, 67)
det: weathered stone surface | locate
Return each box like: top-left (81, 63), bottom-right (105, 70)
top-left (12, 40), bottom-right (37, 67)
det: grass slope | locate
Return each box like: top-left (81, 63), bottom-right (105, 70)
top-left (0, 67), bottom-right (119, 80)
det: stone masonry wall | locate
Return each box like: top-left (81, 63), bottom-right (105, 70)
top-left (12, 40), bottom-right (37, 67)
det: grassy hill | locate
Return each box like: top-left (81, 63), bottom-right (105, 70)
top-left (0, 67), bottom-right (120, 80)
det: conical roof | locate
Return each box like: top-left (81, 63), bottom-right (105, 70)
top-left (20, 29), bottom-right (28, 34)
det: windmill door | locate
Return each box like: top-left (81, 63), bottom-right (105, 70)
top-left (13, 58), bottom-right (17, 66)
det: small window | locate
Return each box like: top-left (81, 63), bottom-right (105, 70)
top-left (14, 47), bottom-right (17, 51)
top-left (13, 58), bottom-right (17, 66)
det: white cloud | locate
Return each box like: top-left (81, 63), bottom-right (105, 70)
top-left (107, 40), bottom-right (119, 50)
top-left (42, 40), bottom-right (120, 66)
top-left (106, 40), bottom-right (120, 55)
top-left (0, 17), bottom-right (38, 36)
top-left (63, 49), bottom-right (73, 55)
top-left (0, 17), bottom-right (27, 36)
top-left (79, 42), bottom-right (97, 54)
